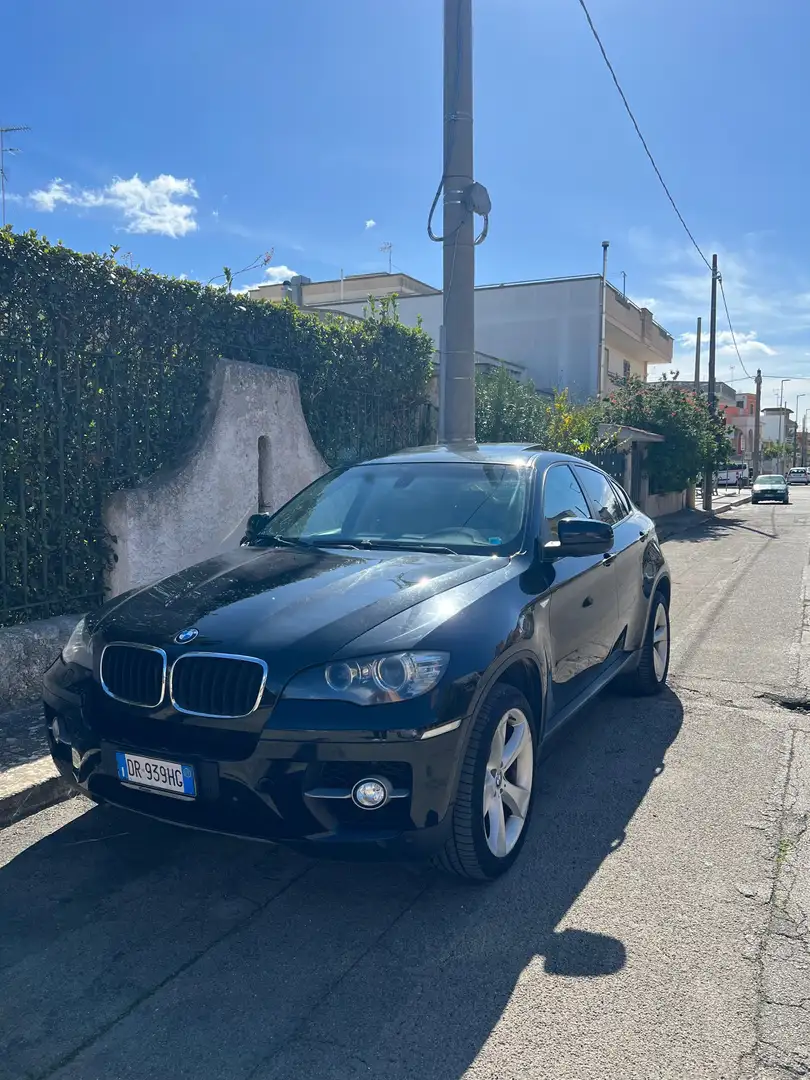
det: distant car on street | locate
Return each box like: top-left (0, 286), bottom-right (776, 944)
top-left (751, 474), bottom-right (790, 504)
top-left (786, 467), bottom-right (810, 485)
top-left (43, 445), bottom-right (671, 881)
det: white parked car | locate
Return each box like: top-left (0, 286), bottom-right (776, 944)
top-left (786, 467), bottom-right (810, 485)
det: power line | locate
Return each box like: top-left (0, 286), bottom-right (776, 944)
top-left (575, 0), bottom-right (760, 389)
top-left (575, 0), bottom-right (711, 272)
top-left (718, 276), bottom-right (753, 380)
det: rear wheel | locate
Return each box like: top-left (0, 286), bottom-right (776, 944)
top-left (618, 590), bottom-right (670, 697)
top-left (435, 683), bottom-right (537, 882)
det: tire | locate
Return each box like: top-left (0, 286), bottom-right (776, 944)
top-left (434, 683), bottom-right (538, 882)
top-left (618, 590), bottom-right (670, 697)
top-left (751, 498), bottom-right (759, 504)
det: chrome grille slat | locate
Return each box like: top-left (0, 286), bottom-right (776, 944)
top-left (169, 653), bottom-right (268, 719)
top-left (100, 643), bottom-right (167, 708)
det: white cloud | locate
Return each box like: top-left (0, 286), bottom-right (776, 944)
top-left (365, 219), bottom-right (376, 230)
top-left (262, 265), bottom-right (299, 284)
top-left (233, 264), bottom-right (301, 294)
top-left (26, 174), bottom-right (199, 238)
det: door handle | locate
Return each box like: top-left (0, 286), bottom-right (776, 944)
top-left (602, 552), bottom-right (616, 566)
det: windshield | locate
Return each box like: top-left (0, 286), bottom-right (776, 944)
top-left (257, 461), bottom-right (531, 555)
top-left (755, 475), bottom-right (785, 485)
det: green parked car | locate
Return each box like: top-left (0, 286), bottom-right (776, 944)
top-left (751, 474), bottom-right (789, 505)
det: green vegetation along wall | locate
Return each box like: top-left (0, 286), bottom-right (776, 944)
top-left (0, 229), bottom-right (434, 625)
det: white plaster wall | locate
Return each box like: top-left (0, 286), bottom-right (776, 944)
top-left (335, 277), bottom-right (602, 401)
top-left (103, 361), bottom-right (327, 596)
top-left (643, 490), bottom-right (687, 517)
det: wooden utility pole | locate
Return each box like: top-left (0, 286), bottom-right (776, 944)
top-left (753, 368), bottom-right (762, 479)
top-left (702, 255), bottom-right (719, 509)
top-left (693, 316), bottom-right (702, 394)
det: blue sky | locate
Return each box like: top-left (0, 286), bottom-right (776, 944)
top-left (4, 0), bottom-right (810, 409)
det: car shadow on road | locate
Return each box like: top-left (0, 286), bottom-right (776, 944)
top-left (0, 689), bottom-right (683, 1080)
top-left (665, 514), bottom-right (778, 543)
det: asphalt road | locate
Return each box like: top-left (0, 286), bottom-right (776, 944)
top-left (3, 490), bottom-right (810, 1080)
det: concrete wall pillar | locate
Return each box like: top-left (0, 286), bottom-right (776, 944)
top-left (103, 360), bottom-right (328, 597)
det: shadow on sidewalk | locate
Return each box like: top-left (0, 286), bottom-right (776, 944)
top-left (660, 511), bottom-right (777, 544)
top-left (0, 689), bottom-right (684, 1080)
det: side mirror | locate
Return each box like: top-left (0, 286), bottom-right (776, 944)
top-left (240, 512), bottom-right (273, 547)
top-left (545, 517), bottom-right (614, 558)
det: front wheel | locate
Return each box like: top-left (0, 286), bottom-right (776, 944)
top-left (435, 684), bottom-right (537, 882)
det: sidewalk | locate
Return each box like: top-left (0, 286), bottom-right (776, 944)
top-left (655, 489), bottom-right (752, 541)
top-left (0, 490), bottom-right (753, 830)
top-left (0, 703), bottom-right (72, 827)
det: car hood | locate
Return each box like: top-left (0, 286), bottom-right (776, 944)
top-left (93, 544), bottom-right (507, 667)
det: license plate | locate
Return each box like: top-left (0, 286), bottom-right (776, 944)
top-left (115, 751), bottom-right (196, 798)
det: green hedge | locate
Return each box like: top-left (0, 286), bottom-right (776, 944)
top-left (0, 229), bottom-right (434, 624)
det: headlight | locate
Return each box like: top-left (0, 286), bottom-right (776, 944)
top-left (61, 615), bottom-right (92, 668)
top-left (282, 652), bottom-right (449, 706)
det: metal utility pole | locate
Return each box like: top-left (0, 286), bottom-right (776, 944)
top-left (441, 0), bottom-right (476, 443)
top-left (702, 255), bottom-right (719, 510)
top-left (0, 124), bottom-right (30, 227)
top-left (803, 411), bottom-right (808, 467)
top-left (598, 240), bottom-right (610, 396)
top-left (753, 369), bottom-right (762, 479)
top-left (777, 378), bottom-right (791, 475)
top-left (693, 316), bottom-right (702, 394)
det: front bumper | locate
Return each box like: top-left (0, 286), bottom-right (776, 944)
top-left (43, 661), bottom-right (466, 859)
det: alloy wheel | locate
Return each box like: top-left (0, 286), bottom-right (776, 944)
top-left (483, 708), bottom-right (534, 858)
top-left (652, 602), bottom-right (669, 682)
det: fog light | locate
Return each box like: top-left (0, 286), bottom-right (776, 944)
top-left (51, 717), bottom-right (61, 744)
top-left (352, 778), bottom-right (389, 810)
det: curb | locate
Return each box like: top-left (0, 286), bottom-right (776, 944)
top-left (0, 756), bottom-right (77, 829)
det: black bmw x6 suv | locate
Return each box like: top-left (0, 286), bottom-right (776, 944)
top-left (44, 444), bottom-right (671, 880)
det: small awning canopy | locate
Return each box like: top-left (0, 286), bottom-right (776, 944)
top-left (598, 423), bottom-right (665, 448)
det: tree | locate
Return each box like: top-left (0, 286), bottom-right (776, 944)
top-left (761, 440), bottom-right (792, 461)
top-left (598, 373), bottom-right (728, 492)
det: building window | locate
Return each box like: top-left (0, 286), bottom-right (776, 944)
top-left (623, 359), bottom-right (631, 380)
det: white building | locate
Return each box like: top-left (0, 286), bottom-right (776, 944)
top-left (248, 271), bottom-right (673, 403)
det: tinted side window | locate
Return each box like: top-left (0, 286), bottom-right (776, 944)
top-left (542, 465), bottom-right (591, 540)
top-left (573, 466), bottom-right (622, 526)
top-left (610, 480), bottom-right (633, 518)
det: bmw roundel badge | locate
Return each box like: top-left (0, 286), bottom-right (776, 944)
top-left (174, 628), bottom-right (199, 645)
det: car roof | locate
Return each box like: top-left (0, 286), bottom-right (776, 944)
top-left (362, 443), bottom-right (596, 469)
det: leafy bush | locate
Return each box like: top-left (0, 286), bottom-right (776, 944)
top-left (0, 229), bottom-right (434, 624)
top-left (600, 374), bottom-right (728, 492)
top-left (475, 365), bottom-right (605, 456)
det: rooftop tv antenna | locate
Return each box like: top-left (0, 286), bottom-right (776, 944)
top-left (0, 125), bottom-right (30, 226)
top-left (380, 241), bottom-right (393, 274)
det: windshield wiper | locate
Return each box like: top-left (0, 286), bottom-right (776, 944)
top-left (312, 538), bottom-right (462, 555)
top-left (249, 533), bottom-right (313, 550)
